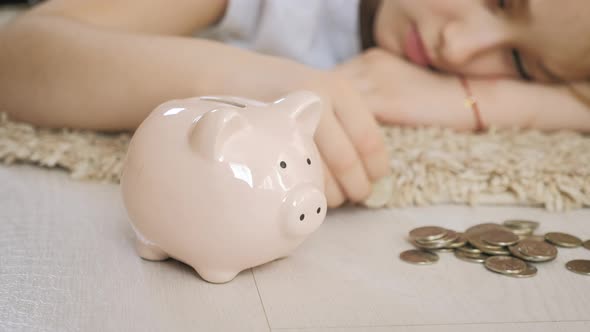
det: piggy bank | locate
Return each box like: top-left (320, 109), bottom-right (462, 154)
top-left (120, 91), bottom-right (327, 283)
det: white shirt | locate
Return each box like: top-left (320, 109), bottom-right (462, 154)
top-left (199, 0), bottom-right (362, 69)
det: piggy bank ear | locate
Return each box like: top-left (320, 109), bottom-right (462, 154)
top-left (188, 109), bottom-right (249, 161)
top-left (274, 91), bottom-right (324, 136)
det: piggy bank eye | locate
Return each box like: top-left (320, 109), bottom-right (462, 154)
top-left (280, 161), bottom-right (287, 169)
top-left (306, 158), bottom-right (311, 165)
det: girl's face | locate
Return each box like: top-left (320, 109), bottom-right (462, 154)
top-left (374, 0), bottom-right (590, 82)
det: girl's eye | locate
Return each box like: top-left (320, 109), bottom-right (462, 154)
top-left (306, 158), bottom-right (311, 165)
top-left (496, 0), bottom-right (532, 81)
top-left (280, 161), bottom-right (287, 169)
top-left (511, 49), bottom-right (532, 81)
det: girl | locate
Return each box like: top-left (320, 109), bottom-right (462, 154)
top-left (1, 0), bottom-right (589, 208)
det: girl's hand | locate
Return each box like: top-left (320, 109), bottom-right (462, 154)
top-left (335, 48), bottom-right (478, 131)
top-left (197, 53), bottom-right (392, 208)
top-left (336, 48), bottom-right (590, 133)
top-left (305, 71), bottom-right (392, 208)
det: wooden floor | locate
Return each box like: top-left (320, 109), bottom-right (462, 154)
top-left (1, 165), bottom-right (589, 332)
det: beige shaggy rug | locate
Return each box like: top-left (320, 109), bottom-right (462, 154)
top-left (1, 113), bottom-right (589, 212)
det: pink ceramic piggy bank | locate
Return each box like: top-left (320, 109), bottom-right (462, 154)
top-left (121, 91), bottom-right (327, 283)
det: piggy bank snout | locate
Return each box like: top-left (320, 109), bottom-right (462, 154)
top-left (281, 185), bottom-right (327, 237)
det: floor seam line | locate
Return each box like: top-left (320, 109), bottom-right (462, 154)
top-left (251, 268), bottom-right (272, 332)
top-left (271, 319), bottom-right (590, 330)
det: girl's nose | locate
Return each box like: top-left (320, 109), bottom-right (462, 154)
top-left (438, 18), bottom-right (509, 67)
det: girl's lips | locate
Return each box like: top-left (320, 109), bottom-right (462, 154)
top-left (403, 24), bottom-right (431, 67)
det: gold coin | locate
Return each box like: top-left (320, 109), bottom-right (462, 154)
top-left (518, 235), bottom-right (545, 242)
top-left (400, 249), bottom-right (439, 265)
top-left (446, 233), bottom-right (468, 249)
top-left (409, 226), bottom-right (447, 242)
top-left (508, 245), bottom-right (543, 263)
top-left (457, 244), bottom-right (482, 255)
top-left (468, 234), bottom-right (511, 256)
top-left (465, 223), bottom-right (504, 236)
top-left (437, 230), bottom-right (460, 245)
top-left (565, 260), bottom-right (590, 276)
top-left (429, 247), bottom-right (454, 253)
top-left (583, 240), bottom-right (590, 251)
top-left (454, 250), bottom-right (489, 263)
top-left (411, 239), bottom-right (436, 250)
top-left (484, 256), bottom-right (527, 275)
top-left (412, 240), bottom-right (450, 250)
top-left (511, 227), bottom-right (535, 236)
top-left (503, 219), bottom-right (540, 231)
top-left (510, 239), bottom-right (557, 262)
top-left (411, 238), bottom-right (448, 250)
top-left (481, 229), bottom-right (520, 246)
top-left (481, 247), bottom-right (510, 256)
top-left (544, 232), bottom-right (582, 248)
top-left (466, 224), bottom-right (512, 252)
top-left (508, 264), bottom-right (538, 278)
top-left (415, 230), bottom-right (459, 249)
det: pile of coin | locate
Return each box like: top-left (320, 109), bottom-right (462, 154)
top-left (400, 220), bottom-right (590, 277)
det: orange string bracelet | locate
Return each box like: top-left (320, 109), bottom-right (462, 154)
top-left (459, 76), bottom-right (485, 132)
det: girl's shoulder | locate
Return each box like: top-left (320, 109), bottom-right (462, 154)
top-left (198, 0), bottom-right (362, 69)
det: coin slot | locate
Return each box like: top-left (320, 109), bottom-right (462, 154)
top-left (200, 96), bottom-right (246, 108)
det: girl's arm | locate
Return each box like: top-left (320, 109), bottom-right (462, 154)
top-left (29, 0), bottom-right (228, 36)
top-left (0, 0), bottom-right (392, 206)
top-left (0, 0), bottom-right (322, 129)
top-left (337, 49), bottom-right (590, 132)
top-left (468, 79), bottom-right (590, 132)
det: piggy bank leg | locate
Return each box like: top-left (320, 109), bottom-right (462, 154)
top-left (196, 268), bottom-right (240, 284)
top-left (135, 238), bottom-right (169, 261)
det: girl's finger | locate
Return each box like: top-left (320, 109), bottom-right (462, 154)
top-left (322, 160), bottom-right (346, 208)
top-left (330, 79), bottom-right (391, 181)
top-left (314, 107), bottom-right (372, 203)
